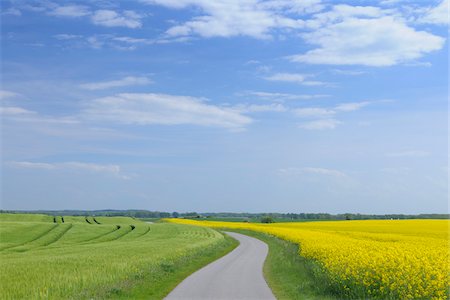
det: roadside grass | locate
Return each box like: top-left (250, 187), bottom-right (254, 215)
top-left (225, 229), bottom-right (336, 300)
top-left (0, 213), bottom-right (236, 299)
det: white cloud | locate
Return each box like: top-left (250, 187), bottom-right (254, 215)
top-left (299, 118), bottom-right (341, 130)
top-left (48, 5), bottom-right (91, 17)
top-left (86, 36), bottom-right (106, 49)
top-left (245, 60), bottom-right (261, 65)
top-left (418, 0), bottom-right (449, 25)
top-left (301, 167), bottom-right (347, 177)
top-left (246, 91), bottom-right (329, 101)
top-left (2, 8), bottom-right (22, 16)
top-left (233, 103), bottom-right (287, 113)
top-left (142, 0), bottom-right (321, 39)
top-left (335, 101), bottom-right (370, 112)
top-left (8, 161), bottom-right (57, 170)
top-left (293, 101), bottom-right (372, 129)
top-left (112, 36), bottom-right (154, 44)
top-left (332, 69), bottom-right (366, 75)
top-left (80, 76), bottom-right (153, 90)
top-left (91, 10), bottom-right (143, 28)
top-left (82, 93), bottom-right (252, 129)
top-left (386, 150), bottom-right (430, 157)
top-left (0, 106), bottom-right (36, 115)
top-left (54, 34), bottom-right (83, 40)
top-left (0, 90), bottom-right (20, 100)
top-left (1, 106), bottom-right (79, 124)
top-left (279, 167), bottom-right (347, 178)
top-left (294, 107), bottom-right (335, 118)
top-left (290, 5), bottom-right (445, 66)
top-left (7, 161), bottom-right (129, 179)
top-left (80, 35), bottom-right (157, 50)
top-left (379, 0), bottom-right (403, 5)
top-left (25, 4), bottom-right (145, 29)
top-left (264, 73), bottom-right (326, 86)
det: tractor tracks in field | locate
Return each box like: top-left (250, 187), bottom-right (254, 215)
top-left (2, 224), bottom-right (73, 252)
top-left (44, 224), bottom-right (73, 247)
top-left (0, 224), bottom-right (58, 251)
top-left (85, 225), bottom-right (137, 243)
top-left (136, 225), bottom-right (151, 238)
top-left (2, 221), bottom-right (152, 253)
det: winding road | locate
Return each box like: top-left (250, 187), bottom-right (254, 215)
top-left (165, 232), bottom-right (275, 300)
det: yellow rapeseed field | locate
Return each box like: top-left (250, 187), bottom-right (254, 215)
top-left (167, 219), bottom-right (450, 299)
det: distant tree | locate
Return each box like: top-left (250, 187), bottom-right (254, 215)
top-left (184, 212), bottom-right (198, 217)
top-left (160, 212), bottom-right (171, 218)
top-left (172, 212), bottom-right (179, 218)
top-left (261, 216), bottom-right (274, 223)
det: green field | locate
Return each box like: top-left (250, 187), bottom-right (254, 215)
top-left (0, 213), bottom-right (236, 299)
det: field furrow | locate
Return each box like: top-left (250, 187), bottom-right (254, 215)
top-left (89, 224), bottom-right (133, 243)
top-left (0, 214), bottom-right (232, 299)
top-left (7, 224), bottom-right (73, 252)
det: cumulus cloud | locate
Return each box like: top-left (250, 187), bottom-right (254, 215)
top-left (82, 93), bottom-right (252, 129)
top-left (7, 161), bottom-right (129, 179)
top-left (21, 3), bottom-right (144, 29)
top-left (91, 10), bottom-right (143, 28)
top-left (142, 0), bottom-right (322, 39)
top-left (418, 0), bottom-right (449, 25)
top-left (80, 76), bottom-right (153, 90)
top-left (298, 118), bottom-right (341, 130)
top-left (290, 5), bottom-right (445, 66)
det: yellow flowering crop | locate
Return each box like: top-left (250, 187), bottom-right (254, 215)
top-left (167, 219), bottom-right (450, 299)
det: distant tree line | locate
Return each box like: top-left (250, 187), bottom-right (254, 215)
top-left (197, 212), bottom-right (450, 220)
top-left (1, 210), bottom-right (448, 220)
top-left (0, 209), bottom-right (171, 218)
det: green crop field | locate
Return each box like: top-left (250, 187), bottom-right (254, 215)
top-left (0, 213), bottom-right (236, 299)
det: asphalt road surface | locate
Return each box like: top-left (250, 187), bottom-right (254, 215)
top-left (165, 231), bottom-right (276, 300)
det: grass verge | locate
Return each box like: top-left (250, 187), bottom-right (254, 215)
top-left (97, 232), bottom-right (239, 299)
top-left (227, 229), bottom-right (336, 300)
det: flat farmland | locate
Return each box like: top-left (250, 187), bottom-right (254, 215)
top-left (169, 218), bottom-right (450, 300)
top-left (0, 214), bottom-right (236, 299)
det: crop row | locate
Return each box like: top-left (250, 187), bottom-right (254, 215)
top-left (0, 219), bottom-right (226, 299)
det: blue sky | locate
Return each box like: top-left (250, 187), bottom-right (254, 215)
top-left (1, 0), bottom-right (448, 213)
